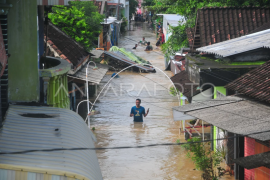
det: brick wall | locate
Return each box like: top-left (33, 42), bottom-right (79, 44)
top-left (244, 137), bottom-right (255, 180)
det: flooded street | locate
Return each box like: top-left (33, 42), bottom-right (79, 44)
top-left (92, 22), bottom-right (233, 180)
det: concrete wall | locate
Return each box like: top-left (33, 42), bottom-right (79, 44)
top-left (7, 0), bottom-right (39, 102)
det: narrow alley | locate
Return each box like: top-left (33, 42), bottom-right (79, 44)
top-left (92, 22), bottom-right (204, 180)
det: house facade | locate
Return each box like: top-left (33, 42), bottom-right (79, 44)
top-left (0, 1), bottom-right (104, 179)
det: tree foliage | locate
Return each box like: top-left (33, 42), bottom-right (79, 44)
top-left (129, 0), bottom-right (139, 18)
top-left (182, 137), bottom-right (227, 180)
top-left (48, 1), bottom-right (104, 51)
top-left (161, 23), bottom-right (188, 58)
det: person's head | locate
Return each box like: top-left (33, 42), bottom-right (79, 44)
top-left (136, 99), bottom-right (141, 106)
top-left (159, 22), bottom-right (161, 25)
top-left (147, 42), bottom-right (150, 45)
top-left (142, 37), bottom-right (145, 41)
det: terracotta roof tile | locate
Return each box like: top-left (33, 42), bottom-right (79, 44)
top-left (225, 60), bottom-right (270, 102)
top-left (191, 7), bottom-right (270, 50)
top-left (45, 22), bottom-right (89, 68)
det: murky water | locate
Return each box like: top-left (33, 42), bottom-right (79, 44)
top-left (92, 22), bottom-right (234, 180)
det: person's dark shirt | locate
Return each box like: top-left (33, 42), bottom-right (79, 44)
top-left (131, 106), bottom-right (145, 122)
top-left (145, 45), bottom-right (152, 51)
top-left (133, 46), bottom-right (137, 49)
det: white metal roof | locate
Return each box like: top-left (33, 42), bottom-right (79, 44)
top-left (162, 14), bottom-right (185, 27)
top-left (0, 105), bottom-right (103, 180)
top-left (197, 29), bottom-right (270, 57)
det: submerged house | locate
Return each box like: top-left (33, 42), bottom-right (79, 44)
top-left (225, 60), bottom-right (270, 179)
top-left (173, 60), bottom-right (270, 179)
top-left (171, 9), bottom-right (270, 180)
top-left (0, 1), bottom-right (103, 179)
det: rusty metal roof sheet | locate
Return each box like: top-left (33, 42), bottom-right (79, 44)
top-left (191, 7), bottom-right (270, 49)
top-left (225, 60), bottom-right (270, 102)
top-left (196, 29), bottom-right (270, 57)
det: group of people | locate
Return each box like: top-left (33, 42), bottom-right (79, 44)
top-left (132, 37), bottom-right (153, 51)
top-left (156, 22), bottom-right (164, 47)
top-left (134, 11), bottom-right (153, 23)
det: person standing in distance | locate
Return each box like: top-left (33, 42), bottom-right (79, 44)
top-left (130, 99), bottom-right (149, 122)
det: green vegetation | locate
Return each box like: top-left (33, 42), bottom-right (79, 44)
top-left (48, 1), bottom-right (104, 51)
top-left (229, 61), bottom-right (266, 65)
top-left (161, 23), bottom-right (188, 59)
top-left (169, 86), bottom-right (179, 96)
top-left (182, 137), bottom-right (228, 180)
top-left (109, 46), bottom-right (150, 64)
top-left (120, 17), bottom-right (128, 32)
top-left (129, 0), bottom-right (138, 18)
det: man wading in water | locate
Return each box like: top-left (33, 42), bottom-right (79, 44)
top-left (130, 99), bottom-right (149, 122)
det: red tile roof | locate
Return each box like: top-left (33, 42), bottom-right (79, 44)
top-left (249, 21), bottom-right (270, 34)
top-left (191, 7), bottom-right (270, 50)
top-left (45, 22), bottom-right (90, 69)
top-left (225, 60), bottom-right (270, 102)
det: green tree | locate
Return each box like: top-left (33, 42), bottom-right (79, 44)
top-left (182, 137), bottom-right (226, 180)
top-left (142, 0), bottom-right (155, 8)
top-left (48, 1), bottom-right (104, 51)
top-left (129, 0), bottom-right (138, 18)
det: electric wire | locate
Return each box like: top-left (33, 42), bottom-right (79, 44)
top-left (44, 15), bottom-right (270, 151)
top-left (1, 129), bottom-right (270, 154)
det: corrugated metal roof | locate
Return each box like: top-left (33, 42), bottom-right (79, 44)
top-left (225, 60), bottom-right (270, 103)
top-left (68, 63), bottom-right (108, 84)
top-left (197, 29), bottom-right (270, 57)
top-left (163, 15), bottom-right (185, 27)
top-left (104, 51), bottom-right (155, 72)
top-left (0, 105), bottom-right (103, 180)
top-left (173, 96), bottom-right (243, 112)
top-left (173, 96), bottom-right (270, 141)
top-left (90, 50), bottom-right (104, 58)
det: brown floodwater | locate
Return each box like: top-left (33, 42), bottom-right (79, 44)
top-left (92, 22), bottom-right (234, 180)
